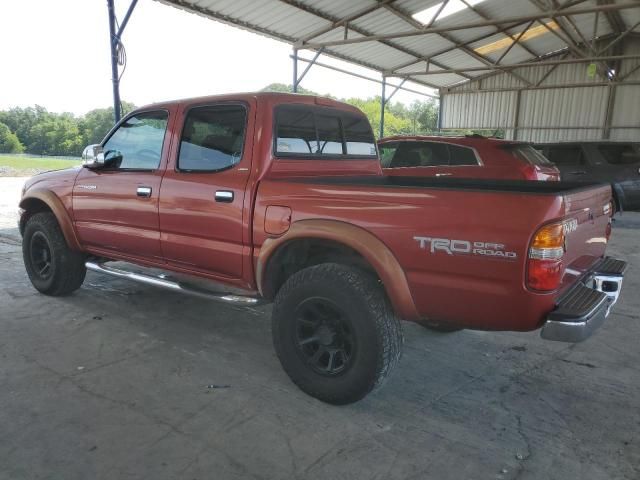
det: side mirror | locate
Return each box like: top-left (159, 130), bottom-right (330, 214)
top-left (82, 144), bottom-right (104, 168)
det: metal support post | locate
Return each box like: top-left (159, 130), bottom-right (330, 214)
top-left (379, 77), bottom-right (386, 139)
top-left (107, 0), bottom-right (139, 124)
top-left (107, 0), bottom-right (121, 123)
top-left (292, 48), bottom-right (299, 93)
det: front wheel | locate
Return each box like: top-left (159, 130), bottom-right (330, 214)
top-left (271, 263), bottom-right (403, 405)
top-left (22, 212), bottom-right (86, 296)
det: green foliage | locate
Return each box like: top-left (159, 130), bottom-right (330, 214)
top-left (0, 103), bottom-right (136, 157)
top-left (0, 122), bottom-right (25, 153)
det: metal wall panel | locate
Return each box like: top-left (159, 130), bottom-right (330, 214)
top-left (610, 85), bottom-right (640, 141)
top-left (442, 38), bottom-right (640, 143)
top-left (441, 90), bottom-right (517, 129)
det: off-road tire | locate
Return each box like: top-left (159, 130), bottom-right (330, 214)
top-left (272, 263), bottom-right (403, 405)
top-left (22, 212), bottom-right (86, 296)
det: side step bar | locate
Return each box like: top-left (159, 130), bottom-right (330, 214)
top-left (85, 261), bottom-right (264, 306)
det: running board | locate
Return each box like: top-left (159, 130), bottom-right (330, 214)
top-left (85, 261), bottom-right (264, 306)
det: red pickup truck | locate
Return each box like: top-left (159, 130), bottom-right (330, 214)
top-left (19, 93), bottom-right (627, 404)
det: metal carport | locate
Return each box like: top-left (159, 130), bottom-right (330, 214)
top-left (106, 0), bottom-right (640, 140)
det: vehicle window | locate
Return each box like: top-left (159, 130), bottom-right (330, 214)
top-left (276, 108), bottom-right (316, 154)
top-left (389, 141), bottom-right (449, 168)
top-left (511, 145), bottom-right (553, 166)
top-left (342, 116), bottom-right (376, 156)
top-left (379, 143), bottom-right (398, 168)
top-left (178, 105), bottom-right (246, 172)
top-left (275, 105), bottom-right (377, 159)
top-left (598, 144), bottom-right (640, 165)
top-left (316, 114), bottom-right (344, 155)
top-left (102, 111), bottom-right (168, 170)
top-left (546, 146), bottom-right (585, 166)
top-left (448, 145), bottom-right (479, 166)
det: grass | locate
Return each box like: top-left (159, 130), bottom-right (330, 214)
top-left (0, 155), bottom-right (81, 175)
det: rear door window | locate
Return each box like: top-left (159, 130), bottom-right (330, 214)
top-left (598, 144), bottom-right (640, 165)
top-left (178, 105), bottom-right (247, 172)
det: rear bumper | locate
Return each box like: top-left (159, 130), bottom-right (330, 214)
top-left (540, 257), bottom-right (628, 342)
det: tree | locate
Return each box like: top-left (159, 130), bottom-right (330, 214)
top-left (0, 105), bottom-right (50, 149)
top-left (0, 122), bottom-right (25, 153)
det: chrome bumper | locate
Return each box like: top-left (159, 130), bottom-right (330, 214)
top-left (541, 257), bottom-right (627, 343)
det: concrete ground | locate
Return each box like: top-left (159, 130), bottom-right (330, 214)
top-left (0, 176), bottom-right (638, 480)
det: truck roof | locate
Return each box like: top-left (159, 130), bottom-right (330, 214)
top-left (133, 92), bottom-right (365, 116)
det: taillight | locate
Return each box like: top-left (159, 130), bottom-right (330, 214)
top-left (527, 222), bottom-right (565, 292)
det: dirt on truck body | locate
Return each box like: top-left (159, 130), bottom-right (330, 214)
top-left (19, 92), bottom-right (627, 404)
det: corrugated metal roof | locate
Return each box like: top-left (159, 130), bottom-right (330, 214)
top-left (154, 0), bottom-right (640, 90)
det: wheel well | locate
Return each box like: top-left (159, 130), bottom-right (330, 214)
top-left (19, 198), bottom-right (53, 236)
top-left (262, 238), bottom-right (378, 300)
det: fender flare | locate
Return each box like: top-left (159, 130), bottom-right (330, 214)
top-left (19, 189), bottom-right (82, 251)
top-left (256, 219), bottom-right (420, 321)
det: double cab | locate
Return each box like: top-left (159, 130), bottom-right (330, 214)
top-left (19, 93), bottom-right (626, 404)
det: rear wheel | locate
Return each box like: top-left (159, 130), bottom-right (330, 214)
top-left (272, 263), bottom-right (403, 404)
top-left (22, 212), bottom-right (86, 296)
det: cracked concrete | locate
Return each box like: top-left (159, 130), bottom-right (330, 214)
top-left (0, 177), bottom-right (639, 479)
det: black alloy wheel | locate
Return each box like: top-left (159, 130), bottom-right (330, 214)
top-left (294, 297), bottom-right (356, 376)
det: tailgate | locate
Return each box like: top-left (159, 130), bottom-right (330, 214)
top-left (559, 183), bottom-right (612, 291)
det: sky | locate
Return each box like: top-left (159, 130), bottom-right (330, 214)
top-left (0, 0), bottom-right (436, 116)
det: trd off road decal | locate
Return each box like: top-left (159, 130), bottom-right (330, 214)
top-left (414, 236), bottom-right (518, 260)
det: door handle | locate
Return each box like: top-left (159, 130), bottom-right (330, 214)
top-left (215, 190), bottom-right (234, 202)
top-left (435, 173), bottom-right (453, 177)
top-left (137, 186), bottom-right (152, 197)
top-left (569, 170), bottom-right (586, 175)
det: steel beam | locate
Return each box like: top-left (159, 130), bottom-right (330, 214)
top-left (116, 0), bottom-right (139, 39)
top-left (602, 84), bottom-right (617, 139)
top-left (302, 3), bottom-right (640, 49)
top-left (440, 80), bottom-right (640, 94)
top-left (290, 55), bottom-right (438, 99)
top-left (391, 54), bottom-right (640, 77)
top-left (381, 2), bottom-right (534, 86)
top-left (294, 48), bottom-right (324, 90)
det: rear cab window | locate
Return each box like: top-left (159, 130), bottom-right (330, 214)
top-left (275, 105), bottom-right (377, 159)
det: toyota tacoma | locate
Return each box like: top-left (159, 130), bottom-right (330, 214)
top-left (19, 93), bottom-right (627, 404)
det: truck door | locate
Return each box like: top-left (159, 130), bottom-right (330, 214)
top-left (158, 102), bottom-right (254, 280)
top-left (72, 109), bottom-right (173, 260)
